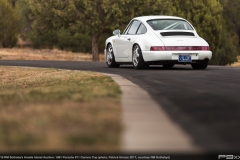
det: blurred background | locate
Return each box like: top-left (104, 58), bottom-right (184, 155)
top-left (0, 0), bottom-right (239, 64)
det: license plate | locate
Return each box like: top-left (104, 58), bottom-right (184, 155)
top-left (178, 55), bottom-right (192, 62)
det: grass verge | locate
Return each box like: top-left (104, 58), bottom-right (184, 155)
top-left (0, 66), bottom-right (121, 152)
top-left (0, 48), bottom-right (105, 62)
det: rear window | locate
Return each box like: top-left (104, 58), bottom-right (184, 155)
top-left (147, 19), bottom-right (193, 30)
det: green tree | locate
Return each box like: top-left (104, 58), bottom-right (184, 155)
top-left (169, 0), bottom-right (238, 65)
top-left (73, 0), bottom-right (171, 61)
top-left (0, 0), bottom-right (20, 48)
top-left (15, 0), bottom-right (33, 41)
top-left (27, 0), bottom-right (170, 61)
top-left (25, 0), bottom-right (91, 52)
top-left (221, 0), bottom-right (240, 55)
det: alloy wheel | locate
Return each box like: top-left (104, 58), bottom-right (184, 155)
top-left (133, 46), bottom-right (139, 66)
top-left (107, 46), bottom-right (113, 65)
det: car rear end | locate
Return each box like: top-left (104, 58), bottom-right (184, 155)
top-left (142, 18), bottom-right (212, 67)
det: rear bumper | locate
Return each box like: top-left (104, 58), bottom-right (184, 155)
top-left (142, 51), bottom-right (212, 62)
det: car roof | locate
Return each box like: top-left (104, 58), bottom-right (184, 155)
top-left (133, 15), bottom-right (184, 22)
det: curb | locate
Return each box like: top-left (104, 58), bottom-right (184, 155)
top-left (103, 73), bottom-right (202, 153)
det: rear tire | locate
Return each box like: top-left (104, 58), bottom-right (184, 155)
top-left (106, 44), bottom-right (120, 68)
top-left (132, 44), bottom-right (149, 69)
top-left (191, 62), bottom-right (208, 69)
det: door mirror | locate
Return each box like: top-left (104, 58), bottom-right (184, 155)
top-left (113, 29), bottom-right (121, 36)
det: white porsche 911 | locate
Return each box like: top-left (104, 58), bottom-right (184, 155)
top-left (104, 16), bottom-right (212, 69)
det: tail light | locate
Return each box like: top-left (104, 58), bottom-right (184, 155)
top-left (150, 46), bottom-right (210, 51)
top-left (150, 46), bottom-right (165, 51)
top-left (202, 46), bottom-right (210, 50)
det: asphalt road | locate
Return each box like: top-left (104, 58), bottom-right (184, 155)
top-left (1, 60), bottom-right (240, 152)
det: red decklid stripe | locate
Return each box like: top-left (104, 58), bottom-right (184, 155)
top-left (150, 46), bottom-right (210, 51)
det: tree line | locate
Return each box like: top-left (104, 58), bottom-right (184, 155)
top-left (0, 0), bottom-right (239, 65)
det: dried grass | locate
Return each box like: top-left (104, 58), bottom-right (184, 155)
top-left (0, 48), bottom-right (105, 62)
top-left (0, 66), bottom-right (121, 152)
top-left (230, 56), bottom-right (240, 66)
